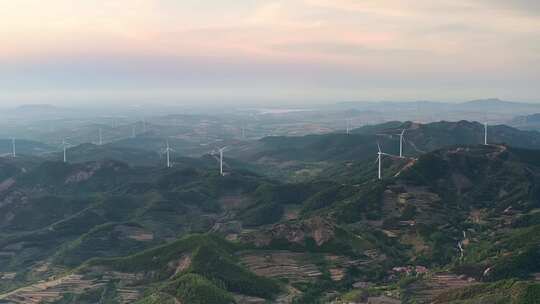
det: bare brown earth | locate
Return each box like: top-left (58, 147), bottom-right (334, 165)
top-left (365, 296), bottom-right (402, 304)
top-left (283, 205), bottom-right (300, 221)
top-left (234, 294), bottom-right (267, 304)
top-left (0, 270), bottom-right (144, 304)
top-left (332, 293), bottom-right (402, 304)
top-left (239, 216), bottom-right (335, 247)
top-left (219, 195), bottom-right (253, 210)
top-left (0, 274), bottom-right (102, 304)
top-left (64, 163), bottom-right (101, 184)
top-left (170, 254), bottom-right (192, 278)
top-left (0, 178), bottom-right (15, 193)
top-left (382, 184), bottom-right (442, 225)
top-left (239, 250), bottom-right (368, 302)
top-left (239, 250), bottom-right (322, 282)
top-left (374, 183), bottom-right (446, 260)
top-left (408, 273), bottom-right (478, 303)
top-left (114, 225), bottom-right (154, 241)
top-left (393, 158), bottom-right (417, 178)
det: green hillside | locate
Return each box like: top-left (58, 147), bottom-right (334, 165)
top-left (228, 120), bottom-right (540, 181)
top-left (0, 137), bottom-right (539, 303)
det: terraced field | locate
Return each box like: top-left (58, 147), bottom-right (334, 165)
top-left (239, 250), bottom-right (323, 282)
top-left (0, 275), bottom-right (101, 303)
top-left (408, 273), bottom-right (478, 303)
top-left (0, 271), bottom-right (143, 304)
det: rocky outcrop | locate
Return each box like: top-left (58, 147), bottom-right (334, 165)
top-left (239, 216), bottom-right (335, 247)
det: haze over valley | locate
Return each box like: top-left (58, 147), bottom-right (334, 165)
top-left (2, 1), bottom-right (540, 303)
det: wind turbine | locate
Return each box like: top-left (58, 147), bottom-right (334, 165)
top-left (11, 138), bottom-right (16, 158)
top-left (98, 128), bottom-right (103, 145)
top-left (163, 140), bottom-right (174, 168)
top-left (62, 139), bottom-right (72, 163)
top-left (484, 122), bottom-right (488, 145)
top-left (377, 143), bottom-right (392, 180)
top-left (346, 119), bottom-right (351, 135)
top-left (398, 129), bottom-right (406, 158)
top-left (218, 146), bottom-right (227, 176)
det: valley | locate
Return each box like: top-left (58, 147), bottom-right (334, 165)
top-left (4, 0), bottom-right (540, 301)
top-left (0, 118), bottom-right (539, 303)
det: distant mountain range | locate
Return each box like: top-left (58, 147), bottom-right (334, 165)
top-left (510, 113), bottom-right (540, 130)
top-left (337, 98), bottom-right (540, 108)
top-left (228, 120), bottom-right (540, 179)
top-left (333, 99), bottom-right (540, 123)
top-left (15, 104), bottom-right (59, 111)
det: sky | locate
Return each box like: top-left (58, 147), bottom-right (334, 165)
top-left (1, 0), bottom-right (539, 106)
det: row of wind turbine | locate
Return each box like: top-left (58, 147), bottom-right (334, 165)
top-left (377, 128), bottom-right (408, 180)
top-left (377, 120), bottom-right (491, 180)
top-left (159, 140), bottom-right (228, 175)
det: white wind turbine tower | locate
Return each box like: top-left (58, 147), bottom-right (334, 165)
top-left (484, 122), bottom-right (488, 145)
top-left (399, 129), bottom-right (406, 158)
top-left (11, 138), bottom-right (16, 158)
top-left (98, 128), bottom-right (103, 145)
top-left (218, 146), bottom-right (227, 176)
top-left (346, 119), bottom-right (351, 135)
top-left (377, 143), bottom-right (392, 180)
top-left (62, 139), bottom-right (72, 163)
top-left (163, 140), bottom-right (174, 168)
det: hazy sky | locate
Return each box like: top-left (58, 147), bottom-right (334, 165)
top-left (1, 0), bottom-right (539, 105)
